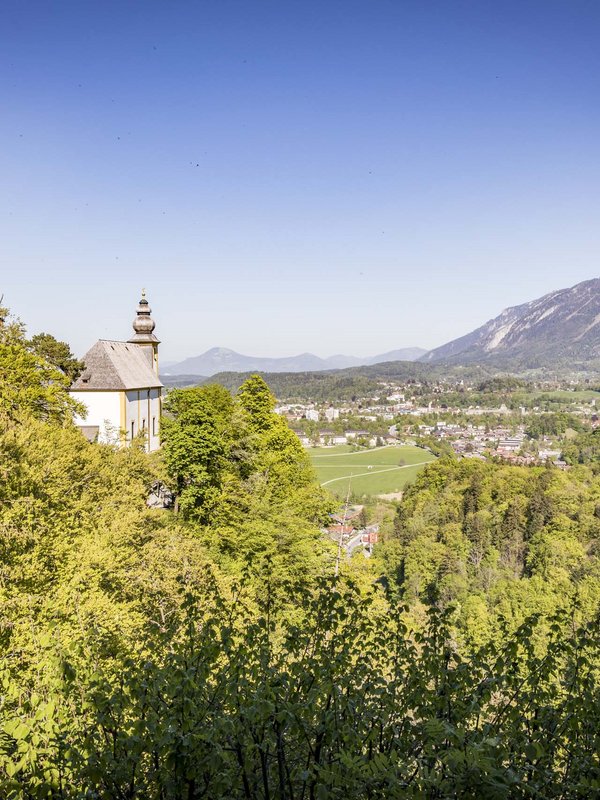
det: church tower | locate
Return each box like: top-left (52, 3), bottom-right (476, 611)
top-left (127, 289), bottom-right (160, 376)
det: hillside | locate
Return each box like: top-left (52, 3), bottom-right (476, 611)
top-left (5, 304), bottom-right (600, 797)
top-left (160, 360), bottom-right (497, 400)
top-left (423, 278), bottom-right (600, 368)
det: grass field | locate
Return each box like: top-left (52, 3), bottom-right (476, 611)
top-left (308, 444), bottom-right (436, 498)
top-left (514, 389), bottom-right (600, 404)
top-left (535, 390), bottom-right (600, 402)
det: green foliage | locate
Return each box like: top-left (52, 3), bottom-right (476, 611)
top-left (161, 378), bottom-right (334, 576)
top-left (205, 369), bottom-right (384, 403)
top-left (561, 428), bottom-right (600, 471)
top-left (0, 411), bottom-right (216, 673)
top-left (237, 373), bottom-right (277, 430)
top-left (3, 307), bottom-right (600, 798)
top-left (525, 412), bottom-right (583, 440)
top-left (377, 457), bottom-right (600, 641)
top-left (1, 579), bottom-right (599, 798)
top-left (162, 361), bottom-right (500, 403)
top-left (0, 310), bottom-right (80, 424)
top-left (28, 332), bottom-right (85, 382)
top-left (477, 376), bottom-right (527, 393)
top-left (161, 387), bottom-right (227, 522)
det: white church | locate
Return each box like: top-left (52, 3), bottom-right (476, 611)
top-left (71, 292), bottom-right (163, 451)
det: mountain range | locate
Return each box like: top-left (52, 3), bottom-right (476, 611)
top-left (422, 278), bottom-right (600, 368)
top-left (164, 347), bottom-right (428, 376)
top-left (163, 278), bottom-right (600, 378)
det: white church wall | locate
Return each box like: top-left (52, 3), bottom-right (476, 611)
top-left (72, 391), bottom-right (121, 445)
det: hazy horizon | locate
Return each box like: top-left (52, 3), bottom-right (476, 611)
top-left (2, 1), bottom-right (600, 361)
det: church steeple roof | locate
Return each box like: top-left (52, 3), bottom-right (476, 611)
top-left (128, 289), bottom-right (160, 344)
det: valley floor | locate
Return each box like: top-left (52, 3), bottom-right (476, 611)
top-left (308, 444), bottom-right (436, 497)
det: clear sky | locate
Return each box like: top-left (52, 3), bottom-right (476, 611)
top-left (2, 0), bottom-right (600, 361)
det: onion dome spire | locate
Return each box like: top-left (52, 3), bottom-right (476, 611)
top-left (128, 289), bottom-right (160, 344)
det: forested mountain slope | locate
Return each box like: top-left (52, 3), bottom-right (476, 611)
top-left (162, 361), bottom-right (497, 400)
top-left (376, 454), bottom-right (600, 644)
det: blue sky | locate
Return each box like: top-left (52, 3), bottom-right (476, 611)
top-left (2, 0), bottom-right (600, 361)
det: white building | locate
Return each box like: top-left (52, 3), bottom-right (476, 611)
top-left (70, 292), bottom-right (163, 452)
top-left (305, 409), bottom-right (320, 422)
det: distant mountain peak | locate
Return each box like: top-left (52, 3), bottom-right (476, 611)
top-left (422, 277), bottom-right (600, 368)
top-left (165, 346), bottom-right (427, 376)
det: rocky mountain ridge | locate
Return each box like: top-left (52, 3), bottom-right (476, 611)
top-left (422, 278), bottom-right (600, 368)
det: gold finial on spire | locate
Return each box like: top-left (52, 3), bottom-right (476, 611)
top-left (142, 288), bottom-right (146, 300)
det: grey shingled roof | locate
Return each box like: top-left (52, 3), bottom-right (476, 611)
top-left (71, 340), bottom-right (163, 391)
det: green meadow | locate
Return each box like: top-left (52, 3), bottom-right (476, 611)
top-left (308, 444), bottom-right (436, 498)
top-left (509, 389), bottom-right (600, 405)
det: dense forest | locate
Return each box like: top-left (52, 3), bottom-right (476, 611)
top-left (1, 306), bottom-right (600, 798)
top-left (376, 455), bottom-right (600, 646)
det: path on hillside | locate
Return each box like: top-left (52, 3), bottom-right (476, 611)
top-left (321, 461), bottom-right (432, 487)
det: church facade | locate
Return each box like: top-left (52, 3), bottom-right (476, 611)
top-left (70, 292), bottom-right (163, 452)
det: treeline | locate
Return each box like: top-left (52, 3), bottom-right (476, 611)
top-left (161, 361), bottom-right (500, 402)
top-left (205, 370), bottom-right (383, 402)
top-left (291, 415), bottom-right (392, 438)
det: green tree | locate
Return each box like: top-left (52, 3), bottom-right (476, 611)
top-left (159, 377), bottom-right (333, 580)
top-left (236, 373), bottom-right (276, 431)
top-left (161, 387), bottom-right (226, 521)
top-left (0, 306), bottom-right (80, 424)
top-left (28, 332), bottom-right (85, 382)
